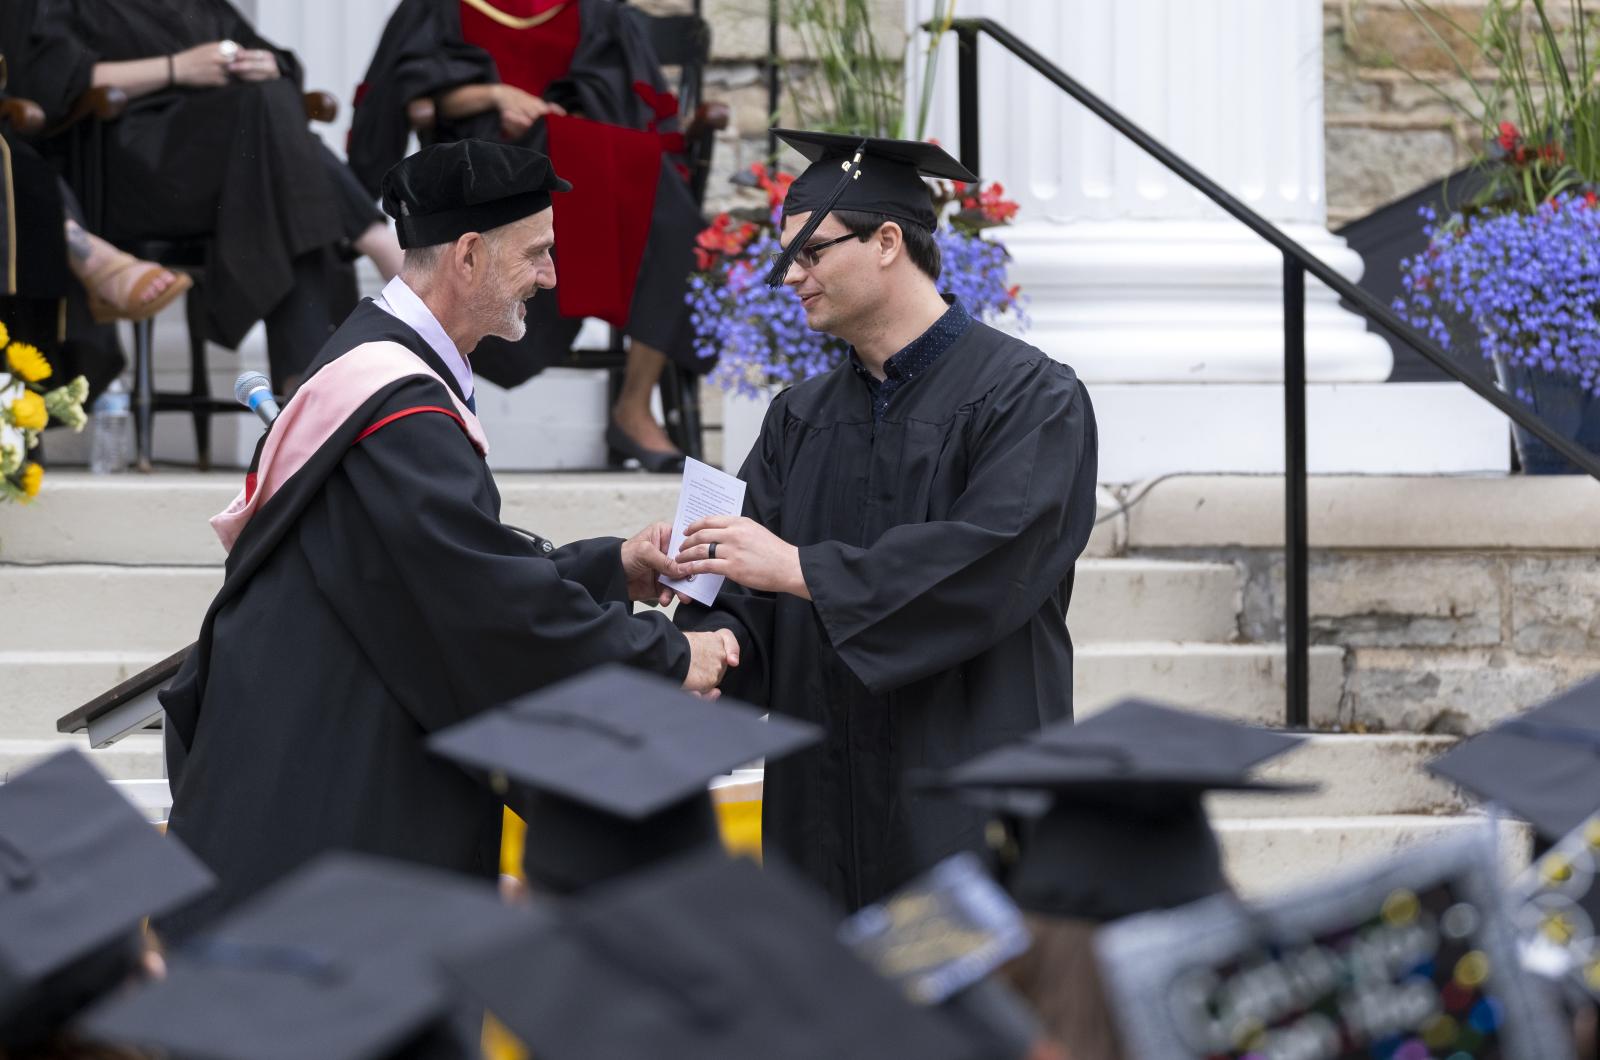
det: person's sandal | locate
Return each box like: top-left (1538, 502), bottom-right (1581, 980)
top-left (83, 251), bottom-right (194, 324)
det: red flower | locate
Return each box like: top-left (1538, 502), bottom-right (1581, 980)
top-left (1497, 121), bottom-right (1521, 151)
top-left (960, 180), bottom-right (1020, 224)
top-left (1585, 190), bottom-right (1598, 208)
top-left (693, 212), bottom-right (761, 270)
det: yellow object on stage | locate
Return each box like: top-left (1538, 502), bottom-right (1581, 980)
top-left (498, 791), bottom-right (763, 879)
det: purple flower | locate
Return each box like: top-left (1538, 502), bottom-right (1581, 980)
top-left (689, 225), bottom-right (1027, 399)
top-left (1396, 195), bottom-right (1600, 395)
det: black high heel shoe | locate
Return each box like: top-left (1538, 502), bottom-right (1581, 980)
top-left (605, 420), bottom-right (686, 473)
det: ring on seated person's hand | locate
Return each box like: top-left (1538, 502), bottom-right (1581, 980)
top-left (219, 39), bottom-right (240, 62)
top-left (707, 542), bottom-right (718, 560)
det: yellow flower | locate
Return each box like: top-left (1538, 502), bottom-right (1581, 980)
top-left (6, 342), bottom-right (50, 384)
top-left (19, 461), bottom-right (41, 499)
top-left (9, 390), bottom-right (47, 431)
top-left (0, 320), bottom-right (9, 350)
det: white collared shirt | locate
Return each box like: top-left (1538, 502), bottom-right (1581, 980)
top-left (371, 276), bottom-right (475, 405)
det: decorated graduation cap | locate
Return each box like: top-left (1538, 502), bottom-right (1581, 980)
top-left (78, 852), bottom-right (528, 1060)
top-left (763, 129), bottom-right (979, 287)
top-left (1429, 675), bottom-right (1600, 845)
top-left (0, 750), bottom-right (215, 1051)
top-left (1094, 826), bottom-right (1576, 1059)
top-left (442, 849), bottom-right (987, 1060)
top-left (428, 664), bottom-right (821, 895)
top-left (381, 138), bottom-right (572, 249)
top-left (928, 699), bottom-right (1312, 922)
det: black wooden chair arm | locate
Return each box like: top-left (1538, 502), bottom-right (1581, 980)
top-left (0, 96), bottom-right (46, 135)
top-left (303, 90), bottom-right (338, 124)
top-left (45, 85), bottom-right (128, 137)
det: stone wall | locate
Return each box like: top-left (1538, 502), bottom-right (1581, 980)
top-left (1323, 0), bottom-right (1552, 225)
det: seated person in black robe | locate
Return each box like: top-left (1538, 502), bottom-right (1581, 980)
top-left (8, 0), bottom-right (406, 392)
top-left (157, 139), bottom-right (738, 934)
top-left (672, 132), bottom-right (1101, 913)
top-left (350, 0), bottom-right (708, 472)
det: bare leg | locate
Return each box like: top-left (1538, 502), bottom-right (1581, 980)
top-left (67, 219), bottom-right (181, 305)
top-left (353, 221), bottom-right (403, 281)
top-left (611, 340), bottom-right (681, 456)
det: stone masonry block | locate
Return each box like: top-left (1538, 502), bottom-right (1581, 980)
top-left (1306, 553), bottom-right (1504, 649)
top-left (1340, 4), bottom-right (1487, 73)
top-left (1339, 647), bottom-right (1595, 733)
top-left (1510, 556), bottom-right (1600, 657)
top-left (1326, 125), bottom-right (1465, 218)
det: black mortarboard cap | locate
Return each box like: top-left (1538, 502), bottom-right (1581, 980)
top-left (764, 128), bottom-right (978, 287)
top-left (381, 138), bottom-right (572, 249)
top-left (929, 699), bottom-right (1312, 921)
top-left (1430, 676), bottom-right (1600, 844)
top-left (78, 852), bottom-right (528, 1060)
top-left (427, 665), bottom-right (822, 894)
top-left (0, 750), bottom-right (215, 1049)
top-left (443, 850), bottom-right (986, 1060)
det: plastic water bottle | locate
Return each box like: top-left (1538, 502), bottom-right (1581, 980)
top-left (89, 379), bottom-right (132, 475)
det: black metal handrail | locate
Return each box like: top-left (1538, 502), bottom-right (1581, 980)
top-left (938, 17), bottom-right (1600, 728)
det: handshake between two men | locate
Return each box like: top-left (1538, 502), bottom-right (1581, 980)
top-left (619, 511), bottom-right (809, 698)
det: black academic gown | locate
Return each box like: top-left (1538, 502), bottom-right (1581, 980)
top-left (159, 300), bottom-right (691, 934)
top-left (13, 0), bottom-right (379, 354)
top-left (348, 0), bottom-right (704, 386)
top-left (679, 322), bottom-right (1099, 911)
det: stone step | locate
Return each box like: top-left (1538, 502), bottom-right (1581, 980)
top-left (1218, 814), bottom-right (1531, 898)
top-left (0, 734), bottom-right (166, 783)
top-left (0, 472), bottom-right (1124, 565)
top-left (1074, 642), bottom-right (1347, 727)
top-left (0, 557), bottom-right (1240, 657)
top-left (7, 640), bottom-right (1340, 744)
top-left (1208, 733), bottom-right (1467, 819)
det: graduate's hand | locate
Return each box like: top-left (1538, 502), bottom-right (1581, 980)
top-left (228, 49), bottom-right (281, 82)
top-left (675, 516), bottom-right (811, 600)
top-left (681, 629), bottom-right (739, 693)
top-left (621, 520), bottom-right (683, 605)
top-left (172, 43), bottom-right (233, 88)
top-left (493, 85), bottom-right (567, 140)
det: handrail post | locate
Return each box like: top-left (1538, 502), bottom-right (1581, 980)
top-left (956, 24), bottom-right (980, 176)
top-left (1283, 257), bottom-right (1310, 730)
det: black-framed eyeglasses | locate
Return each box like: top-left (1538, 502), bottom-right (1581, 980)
top-left (781, 232), bottom-right (862, 270)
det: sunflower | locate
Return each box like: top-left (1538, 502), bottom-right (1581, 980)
top-left (9, 390), bottom-right (48, 431)
top-left (19, 461), bottom-right (42, 499)
top-left (6, 341), bottom-right (51, 384)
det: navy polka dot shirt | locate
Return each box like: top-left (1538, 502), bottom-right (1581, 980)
top-left (851, 300), bottom-right (972, 426)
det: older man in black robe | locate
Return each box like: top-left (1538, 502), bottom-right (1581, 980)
top-left (674, 132), bottom-right (1100, 912)
top-left (159, 139), bottom-right (737, 934)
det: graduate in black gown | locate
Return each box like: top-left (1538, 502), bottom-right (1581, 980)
top-left (158, 139), bottom-right (737, 934)
top-left (349, 0), bottom-right (706, 470)
top-left (673, 132), bottom-right (1100, 912)
top-left (7, 0), bottom-right (405, 391)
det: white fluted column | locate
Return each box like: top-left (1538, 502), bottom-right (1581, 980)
top-left (906, 0), bottom-right (1392, 384)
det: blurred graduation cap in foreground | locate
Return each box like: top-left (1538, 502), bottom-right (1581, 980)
top-left (78, 852), bottom-right (528, 1060)
top-left (428, 664), bottom-right (820, 894)
top-left (0, 749), bottom-right (214, 1051)
top-left (926, 698), bottom-right (1314, 921)
top-left (443, 849), bottom-right (991, 1060)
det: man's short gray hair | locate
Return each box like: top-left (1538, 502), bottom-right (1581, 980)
top-left (402, 241), bottom-right (451, 276)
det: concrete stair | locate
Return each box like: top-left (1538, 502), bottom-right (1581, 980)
top-left (0, 471), bottom-right (1530, 894)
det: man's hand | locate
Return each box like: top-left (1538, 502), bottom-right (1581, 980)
top-left (675, 516), bottom-right (811, 599)
top-left (681, 629), bottom-right (739, 694)
top-left (621, 520), bottom-right (682, 605)
top-left (494, 84), bottom-right (567, 139)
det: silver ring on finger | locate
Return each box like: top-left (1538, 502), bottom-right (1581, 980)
top-left (219, 39), bottom-right (240, 62)
top-left (707, 542), bottom-right (718, 560)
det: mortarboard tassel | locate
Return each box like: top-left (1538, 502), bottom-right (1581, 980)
top-left (763, 140), bottom-right (867, 288)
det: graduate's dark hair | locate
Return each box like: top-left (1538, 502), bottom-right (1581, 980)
top-left (833, 210), bottom-right (943, 282)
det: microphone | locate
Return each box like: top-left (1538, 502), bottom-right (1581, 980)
top-left (234, 372), bottom-right (281, 427)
